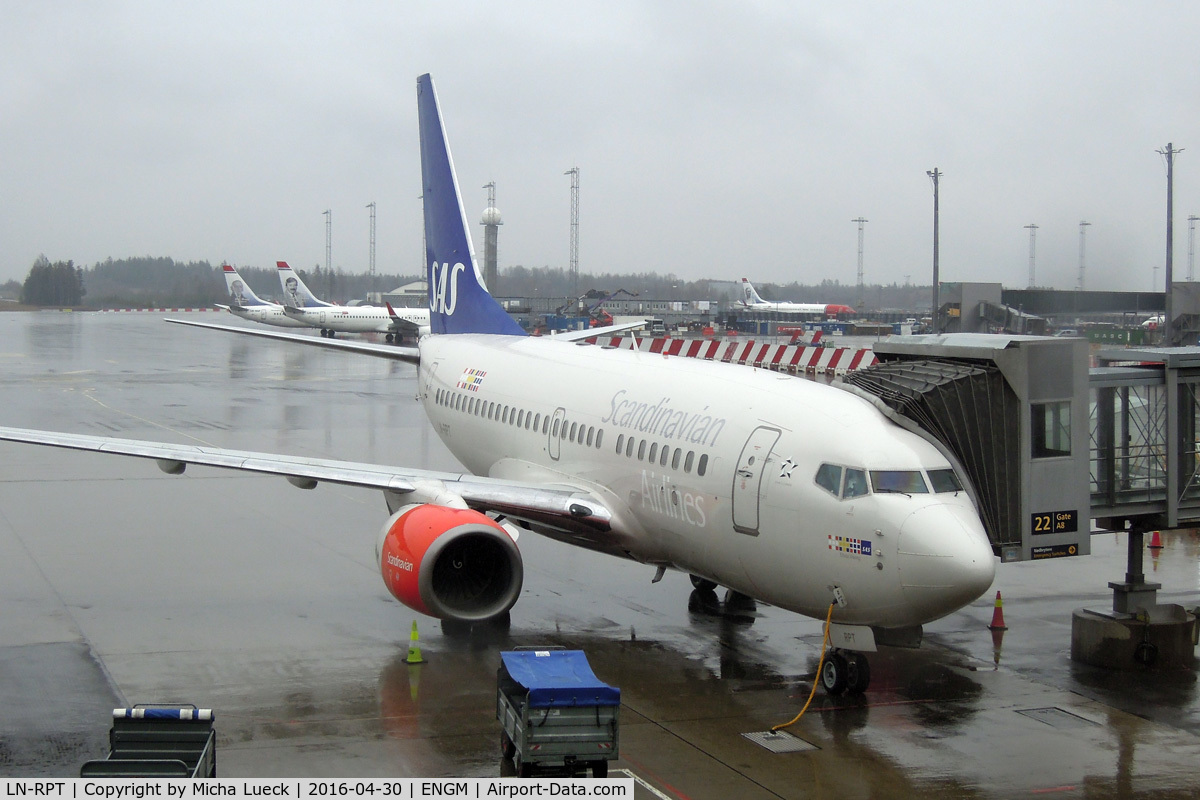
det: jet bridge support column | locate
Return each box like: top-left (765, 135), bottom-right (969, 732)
top-left (1076, 346), bottom-right (1200, 670)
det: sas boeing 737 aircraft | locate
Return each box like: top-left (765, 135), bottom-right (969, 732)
top-left (278, 261), bottom-right (431, 341)
top-left (739, 277), bottom-right (855, 317)
top-left (216, 263), bottom-right (310, 328)
top-left (0, 74), bottom-right (994, 696)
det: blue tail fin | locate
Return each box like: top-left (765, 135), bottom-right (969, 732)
top-left (417, 74), bottom-right (525, 336)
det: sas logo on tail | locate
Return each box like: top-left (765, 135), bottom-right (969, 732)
top-left (430, 261), bottom-right (466, 314)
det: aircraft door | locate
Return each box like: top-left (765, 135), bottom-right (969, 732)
top-left (422, 361), bottom-right (440, 400)
top-left (731, 426), bottom-right (781, 535)
top-left (319, 311), bottom-right (326, 325)
top-left (548, 407), bottom-right (566, 461)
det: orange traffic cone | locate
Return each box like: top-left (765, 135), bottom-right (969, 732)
top-left (987, 590), bottom-right (1008, 631)
top-left (1148, 530), bottom-right (1163, 550)
top-left (990, 626), bottom-right (1006, 669)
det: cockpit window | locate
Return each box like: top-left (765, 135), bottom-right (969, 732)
top-left (843, 468), bottom-right (870, 498)
top-left (928, 468), bottom-right (963, 493)
top-left (815, 463), bottom-right (842, 496)
top-left (870, 470), bottom-right (929, 494)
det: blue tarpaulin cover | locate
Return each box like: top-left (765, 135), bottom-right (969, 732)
top-left (499, 650), bottom-right (621, 708)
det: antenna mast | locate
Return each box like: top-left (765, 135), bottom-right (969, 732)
top-left (1077, 220), bottom-right (1091, 291)
top-left (366, 202), bottom-right (376, 300)
top-left (565, 167), bottom-right (580, 300)
top-left (323, 209), bottom-right (333, 297)
top-left (1024, 224), bottom-right (1038, 288)
top-left (852, 217), bottom-right (868, 311)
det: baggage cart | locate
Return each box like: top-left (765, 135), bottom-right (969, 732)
top-left (496, 650), bottom-right (619, 778)
top-left (80, 705), bottom-right (216, 778)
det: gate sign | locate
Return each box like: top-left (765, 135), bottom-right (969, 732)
top-left (1031, 509), bottom-right (1078, 536)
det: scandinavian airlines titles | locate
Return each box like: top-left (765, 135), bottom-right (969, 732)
top-left (601, 390), bottom-right (727, 447)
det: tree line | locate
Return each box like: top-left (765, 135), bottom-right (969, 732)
top-left (11, 255), bottom-right (928, 310)
top-left (19, 256), bottom-right (85, 306)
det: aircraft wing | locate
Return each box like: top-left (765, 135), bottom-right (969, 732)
top-left (0, 426), bottom-right (613, 536)
top-left (165, 318), bottom-right (421, 364)
top-left (550, 319), bottom-right (649, 341)
top-left (387, 316), bottom-right (424, 334)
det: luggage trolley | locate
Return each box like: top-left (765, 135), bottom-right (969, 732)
top-left (496, 649), bottom-right (620, 778)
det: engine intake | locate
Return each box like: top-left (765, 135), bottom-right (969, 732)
top-left (376, 503), bottom-right (523, 622)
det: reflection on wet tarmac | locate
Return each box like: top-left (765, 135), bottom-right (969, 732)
top-left (2, 313), bottom-right (1200, 796)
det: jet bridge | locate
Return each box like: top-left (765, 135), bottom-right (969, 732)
top-left (842, 336), bottom-right (1197, 669)
top-left (841, 334), bottom-right (1090, 564)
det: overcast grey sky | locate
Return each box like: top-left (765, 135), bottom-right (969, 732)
top-left (3, 2), bottom-right (1199, 292)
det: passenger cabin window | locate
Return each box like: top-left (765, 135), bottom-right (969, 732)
top-left (815, 463), bottom-right (843, 496)
top-left (595, 429), bottom-right (604, 449)
top-left (843, 468), bottom-right (869, 498)
top-left (1032, 400), bottom-right (1071, 458)
top-left (928, 468), bottom-right (963, 493)
top-left (615, 434), bottom-right (624, 454)
top-left (870, 470), bottom-right (929, 494)
top-left (697, 454), bottom-right (708, 476)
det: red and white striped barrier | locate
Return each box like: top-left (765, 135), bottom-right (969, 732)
top-left (585, 336), bottom-right (876, 377)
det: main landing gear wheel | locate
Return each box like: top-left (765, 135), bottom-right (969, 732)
top-left (820, 650), bottom-right (871, 696)
top-left (689, 574), bottom-right (718, 592)
top-left (845, 651), bottom-right (870, 695)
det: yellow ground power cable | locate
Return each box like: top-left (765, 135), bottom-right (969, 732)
top-left (772, 602), bottom-right (835, 731)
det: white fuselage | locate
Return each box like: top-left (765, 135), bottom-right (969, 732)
top-left (226, 303), bottom-right (311, 328)
top-left (284, 305), bottom-right (430, 335)
top-left (743, 300), bottom-right (831, 314)
top-left (418, 334), bottom-right (995, 630)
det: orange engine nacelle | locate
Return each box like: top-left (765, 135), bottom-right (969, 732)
top-left (375, 503), bottom-right (523, 622)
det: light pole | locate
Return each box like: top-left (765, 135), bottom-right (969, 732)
top-left (1157, 143), bottom-right (1183, 345)
top-left (927, 168), bottom-right (941, 331)
top-left (1188, 215), bottom-right (1198, 282)
top-left (1077, 220), bottom-right (1091, 291)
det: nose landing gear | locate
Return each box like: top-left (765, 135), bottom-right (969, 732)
top-left (820, 649), bottom-right (871, 695)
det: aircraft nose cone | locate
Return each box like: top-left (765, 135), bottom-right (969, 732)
top-left (897, 503), bottom-right (995, 622)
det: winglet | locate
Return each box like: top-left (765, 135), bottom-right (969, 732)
top-left (417, 74), bottom-right (524, 336)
